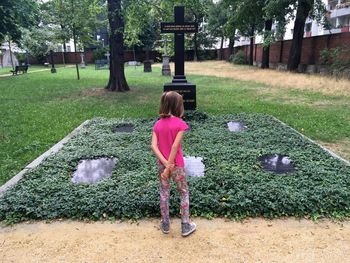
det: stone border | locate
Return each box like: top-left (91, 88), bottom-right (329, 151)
top-left (0, 120), bottom-right (90, 196)
top-left (271, 116), bottom-right (350, 166)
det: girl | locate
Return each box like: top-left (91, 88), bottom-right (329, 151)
top-left (151, 91), bottom-right (196, 237)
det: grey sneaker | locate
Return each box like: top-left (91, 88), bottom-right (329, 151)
top-left (160, 220), bottom-right (170, 234)
top-left (181, 222), bottom-right (196, 237)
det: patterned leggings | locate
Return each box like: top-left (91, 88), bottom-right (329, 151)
top-left (158, 165), bottom-right (190, 223)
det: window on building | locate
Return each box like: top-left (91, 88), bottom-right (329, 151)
top-left (67, 45), bottom-right (71, 52)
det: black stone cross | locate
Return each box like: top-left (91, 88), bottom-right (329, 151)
top-left (161, 6), bottom-right (198, 110)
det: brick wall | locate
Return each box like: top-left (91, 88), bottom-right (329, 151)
top-left (27, 32), bottom-right (350, 66)
top-left (228, 32), bottom-right (350, 65)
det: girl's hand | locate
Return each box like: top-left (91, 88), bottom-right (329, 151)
top-left (161, 167), bottom-right (171, 179)
top-left (161, 163), bottom-right (175, 179)
top-left (165, 162), bottom-right (175, 170)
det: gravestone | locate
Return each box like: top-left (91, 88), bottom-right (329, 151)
top-left (105, 52), bottom-right (110, 65)
top-left (161, 6), bottom-right (198, 110)
top-left (227, 122), bottom-right (247, 132)
top-left (259, 154), bottom-right (294, 174)
top-left (112, 123), bottom-right (134, 133)
top-left (128, 61), bottom-right (140, 66)
top-left (157, 35), bottom-right (172, 76)
top-left (80, 53), bottom-right (86, 68)
top-left (184, 156), bottom-right (205, 177)
top-left (144, 60), bottom-right (152, 72)
top-left (161, 55), bottom-right (171, 76)
top-left (72, 158), bottom-right (117, 184)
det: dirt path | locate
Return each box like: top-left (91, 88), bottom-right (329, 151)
top-left (0, 65), bottom-right (74, 78)
top-left (1, 218), bottom-right (349, 263)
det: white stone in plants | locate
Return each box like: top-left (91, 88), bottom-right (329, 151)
top-left (184, 156), bottom-right (205, 177)
top-left (72, 158), bottom-right (117, 184)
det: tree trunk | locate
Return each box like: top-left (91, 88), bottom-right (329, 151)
top-left (145, 48), bottom-right (150, 61)
top-left (262, 19), bottom-right (273, 69)
top-left (61, 23), bottom-right (67, 66)
top-left (219, 36), bottom-right (224, 60)
top-left (193, 32), bottom-right (198, 61)
top-left (8, 39), bottom-right (14, 70)
top-left (287, 0), bottom-right (314, 71)
top-left (227, 31), bottom-right (235, 61)
top-left (106, 0), bottom-right (129, 91)
top-left (73, 29), bottom-right (80, 80)
top-left (249, 25), bottom-right (255, 65)
top-left (62, 42), bottom-right (66, 66)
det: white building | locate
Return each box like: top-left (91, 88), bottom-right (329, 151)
top-left (0, 42), bottom-right (20, 67)
top-left (230, 0), bottom-right (350, 47)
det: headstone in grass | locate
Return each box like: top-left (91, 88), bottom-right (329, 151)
top-left (259, 154), bottom-right (294, 174)
top-left (105, 52), bottom-right (110, 65)
top-left (112, 123), bottom-right (134, 133)
top-left (71, 158), bottom-right (117, 184)
top-left (227, 121), bottom-right (247, 132)
top-left (80, 53), bottom-right (86, 69)
top-left (184, 156), bottom-right (205, 177)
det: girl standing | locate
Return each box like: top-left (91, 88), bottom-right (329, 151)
top-left (151, 91), bottom-right (196, 237)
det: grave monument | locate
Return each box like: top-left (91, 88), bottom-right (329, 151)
top-left (80, 53), bottom-right (86, 68)
top-left (158, 35), bottom-right (172, 76)
top-left (161, 6), bottom-right (198, 110)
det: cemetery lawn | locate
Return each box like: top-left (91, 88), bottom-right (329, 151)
top-left (0, 62), bottom-right (349, 189)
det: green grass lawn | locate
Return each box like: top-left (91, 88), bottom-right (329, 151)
top-left (0, 64), bottom-right (349, 186)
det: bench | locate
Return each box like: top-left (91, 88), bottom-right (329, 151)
top-left (10, 65), bottom-right (29, 75)
top-left (95, 59), bottom-right (109, 70)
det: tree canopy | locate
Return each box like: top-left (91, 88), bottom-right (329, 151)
top-left (0, 0), bottom-right (38, 42)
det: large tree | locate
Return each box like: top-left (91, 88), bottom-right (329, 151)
top-left (21, 27), bottom-right (56, 64)
top-left (231, 0), bottom-right (265, 65)
top-left (288, 0), bottom-right (315, 70)
top-left (0, 0), bottom-right (38, 43)
top-left (105, 0), bottom-right (129, 91)
top-left (207, 1), bottom-right (230, 60)
top-left (124, 1), bottom-right (159, 60)
top-left (266, 0), bottom-right (326, 71)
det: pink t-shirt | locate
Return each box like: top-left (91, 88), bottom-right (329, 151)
top-left (153, 116), bottom-right (189, 167)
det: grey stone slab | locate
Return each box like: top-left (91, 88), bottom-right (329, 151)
top-left (112, 123), bottom-right (134, 133)
top-left (227, 121), bottom-right (247, 132)
top-left (260, 154), bottom-right (294, 174)
top-left (184, 156), bottom-right (205, 177)
top-left (71, 158), bottom-right (117, 184)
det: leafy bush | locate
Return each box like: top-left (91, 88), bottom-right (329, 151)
top-left (92, 47), bottom-right (109, 61)
top-left (228, 54), bottom-right (234, 63)
top-left (232, 50), bottom-right (247, 65)
top-left (320, 46), bottom-right (350, 79)
top-left (1, 114), bottom-right (349, 224)
top-left (15, 53), bottom-right (26, 64)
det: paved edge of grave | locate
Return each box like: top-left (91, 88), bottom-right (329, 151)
top-left (271, 116), bottom-right (350, 166)
top-left (0, 120), bottom-right (91, 197)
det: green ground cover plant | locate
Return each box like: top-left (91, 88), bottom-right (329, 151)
top-left (1, 114), bottom-right (349, 223)
top-left (1, 65), bottom-right (349, 186)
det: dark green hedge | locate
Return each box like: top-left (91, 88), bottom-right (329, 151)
top-left (1, 113), bottom-right (349, 223)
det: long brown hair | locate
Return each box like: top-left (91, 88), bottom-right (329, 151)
top-left (159, 91), bottom-right (184, 118)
